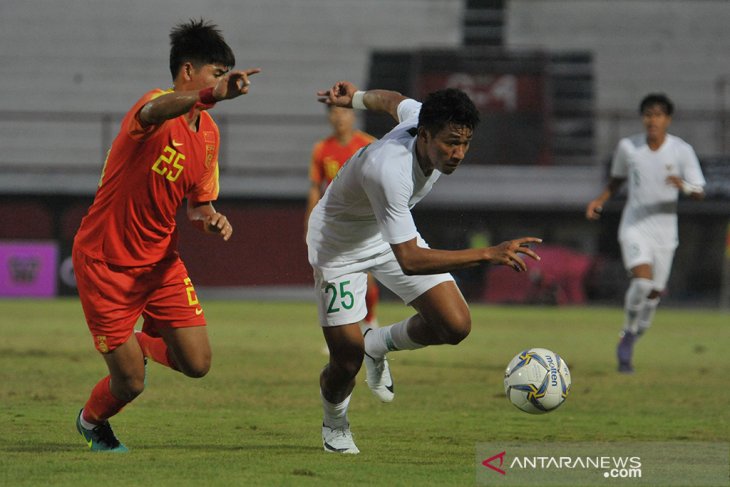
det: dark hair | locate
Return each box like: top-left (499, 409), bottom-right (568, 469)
top-left (639, 93), bottom-right (673, 116)
top-left (169, 19), bottom-right (235, 80)
top-left (418, 88), bottom-right (480, 134)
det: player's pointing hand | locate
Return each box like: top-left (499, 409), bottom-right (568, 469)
top-left (215, 68), bottom-right (262, 100)
top-left (317, 80), bottom-right (357, 107)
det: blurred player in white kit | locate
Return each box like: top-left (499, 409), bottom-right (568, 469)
top-left (586, 93), bottom-right (706, 373)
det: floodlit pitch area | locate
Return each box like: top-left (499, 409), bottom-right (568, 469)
top-left (1, 299), bottom-right (728, 486)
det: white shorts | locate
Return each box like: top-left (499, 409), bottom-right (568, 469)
top-left (313, 251), bottom-right (454, 327)
top-left (619, 238), bottom-right (676, 290)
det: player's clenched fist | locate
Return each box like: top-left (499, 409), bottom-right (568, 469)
top-left (205, 213), bottom-right (233, 241)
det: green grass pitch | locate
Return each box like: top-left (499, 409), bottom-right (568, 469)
top-left (0, 299), bottom-right (728, 486)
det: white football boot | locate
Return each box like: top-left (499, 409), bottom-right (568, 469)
top-left (364, 353), bottom-right (394, 402)
top-left (322, 424), bottom-right (360, 454)
top-left (363, 328), bottom-right (395, 402)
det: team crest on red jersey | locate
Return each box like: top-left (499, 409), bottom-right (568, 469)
top-left (205, 145), bottom-right (215, 168)
top-left (95, 335), bottom-right (109, 353)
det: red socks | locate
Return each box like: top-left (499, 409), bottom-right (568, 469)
top-left (81, 332), bottom-right (178, 426)
top-left (135, 331), bottom-right (178, 370)
top-left (81, 376), bottom-right (128, 425)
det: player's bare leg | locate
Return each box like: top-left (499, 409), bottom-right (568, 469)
top-left (408, 281), bottom-right (471, 346)
top-left (365, 281), bottom-right (471, 351)
top-left (101, 336), bottom-right (148, 401)
top-left (321, 323), bottom-right (363, 404)
top-left (159, 326), bottom-right (212, 378)
top-left (320, 323), bottom-right (363, 453)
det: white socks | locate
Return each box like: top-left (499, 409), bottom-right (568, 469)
top-left (358, 319), bottom-right (378, 333)
top-left (321, 391), bottom-right (351, 429)
top-left (637, 296), bottom-right (660, 334)
top-left (78, 409), bottom-right (97, 429)
top-left (364, 317), bottom-right (425, 359)
top-left (389, 318), bottom-right (424, 351)
top-left (623, 278), bottom-right (654, 334)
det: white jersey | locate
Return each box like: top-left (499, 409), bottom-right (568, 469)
top-left (307, 99), bottom-right (440, 280)
top-left (611, 133), bottom-right (705, 248)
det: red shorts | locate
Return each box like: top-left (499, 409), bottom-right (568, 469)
top-left (73, 248), bottom-right (206, 353)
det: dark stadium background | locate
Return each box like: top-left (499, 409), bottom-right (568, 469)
top-left (1, 0), bottom-right (729, 308)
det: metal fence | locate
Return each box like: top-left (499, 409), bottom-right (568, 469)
top-left (1, 108), bottom-right (728, 193)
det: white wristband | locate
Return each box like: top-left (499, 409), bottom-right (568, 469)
top-left (351, 90), bottom-right (366, 110)
top-left (681, 181), bottom-right (703, 196)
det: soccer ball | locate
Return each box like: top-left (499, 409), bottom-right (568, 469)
top-left (504, 348), bottom-right (571, 414)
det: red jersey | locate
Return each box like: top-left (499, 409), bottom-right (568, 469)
top-left (74, 89), bottom-right (220, 266)
top-left (309, 131), bottom-right (374, 189)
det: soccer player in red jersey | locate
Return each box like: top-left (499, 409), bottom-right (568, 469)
top-left (305, 107), bottom-right (380, 331)
top-left (72, 19), bottom-right (260, 452)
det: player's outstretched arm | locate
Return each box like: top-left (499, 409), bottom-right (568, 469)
top-left (187, 200), bottom-right (233, 241)
top-left (140, 68), bottom-right (261, 126)
top-left (317, 80), bottom-right (408, 122)
top-left (390, 237), bottom-right (542, 276)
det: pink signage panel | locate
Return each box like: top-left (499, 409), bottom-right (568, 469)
top-left (0, 241), bottom-right (58, 297)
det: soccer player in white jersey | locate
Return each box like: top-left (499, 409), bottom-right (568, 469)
top-left (586, 93), bottom-right (705, 374)
top-left (307, 80), bottom-right (542, 454)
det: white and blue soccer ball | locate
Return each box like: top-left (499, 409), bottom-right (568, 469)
top-left (504, 347), bottom-right (571, 414)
